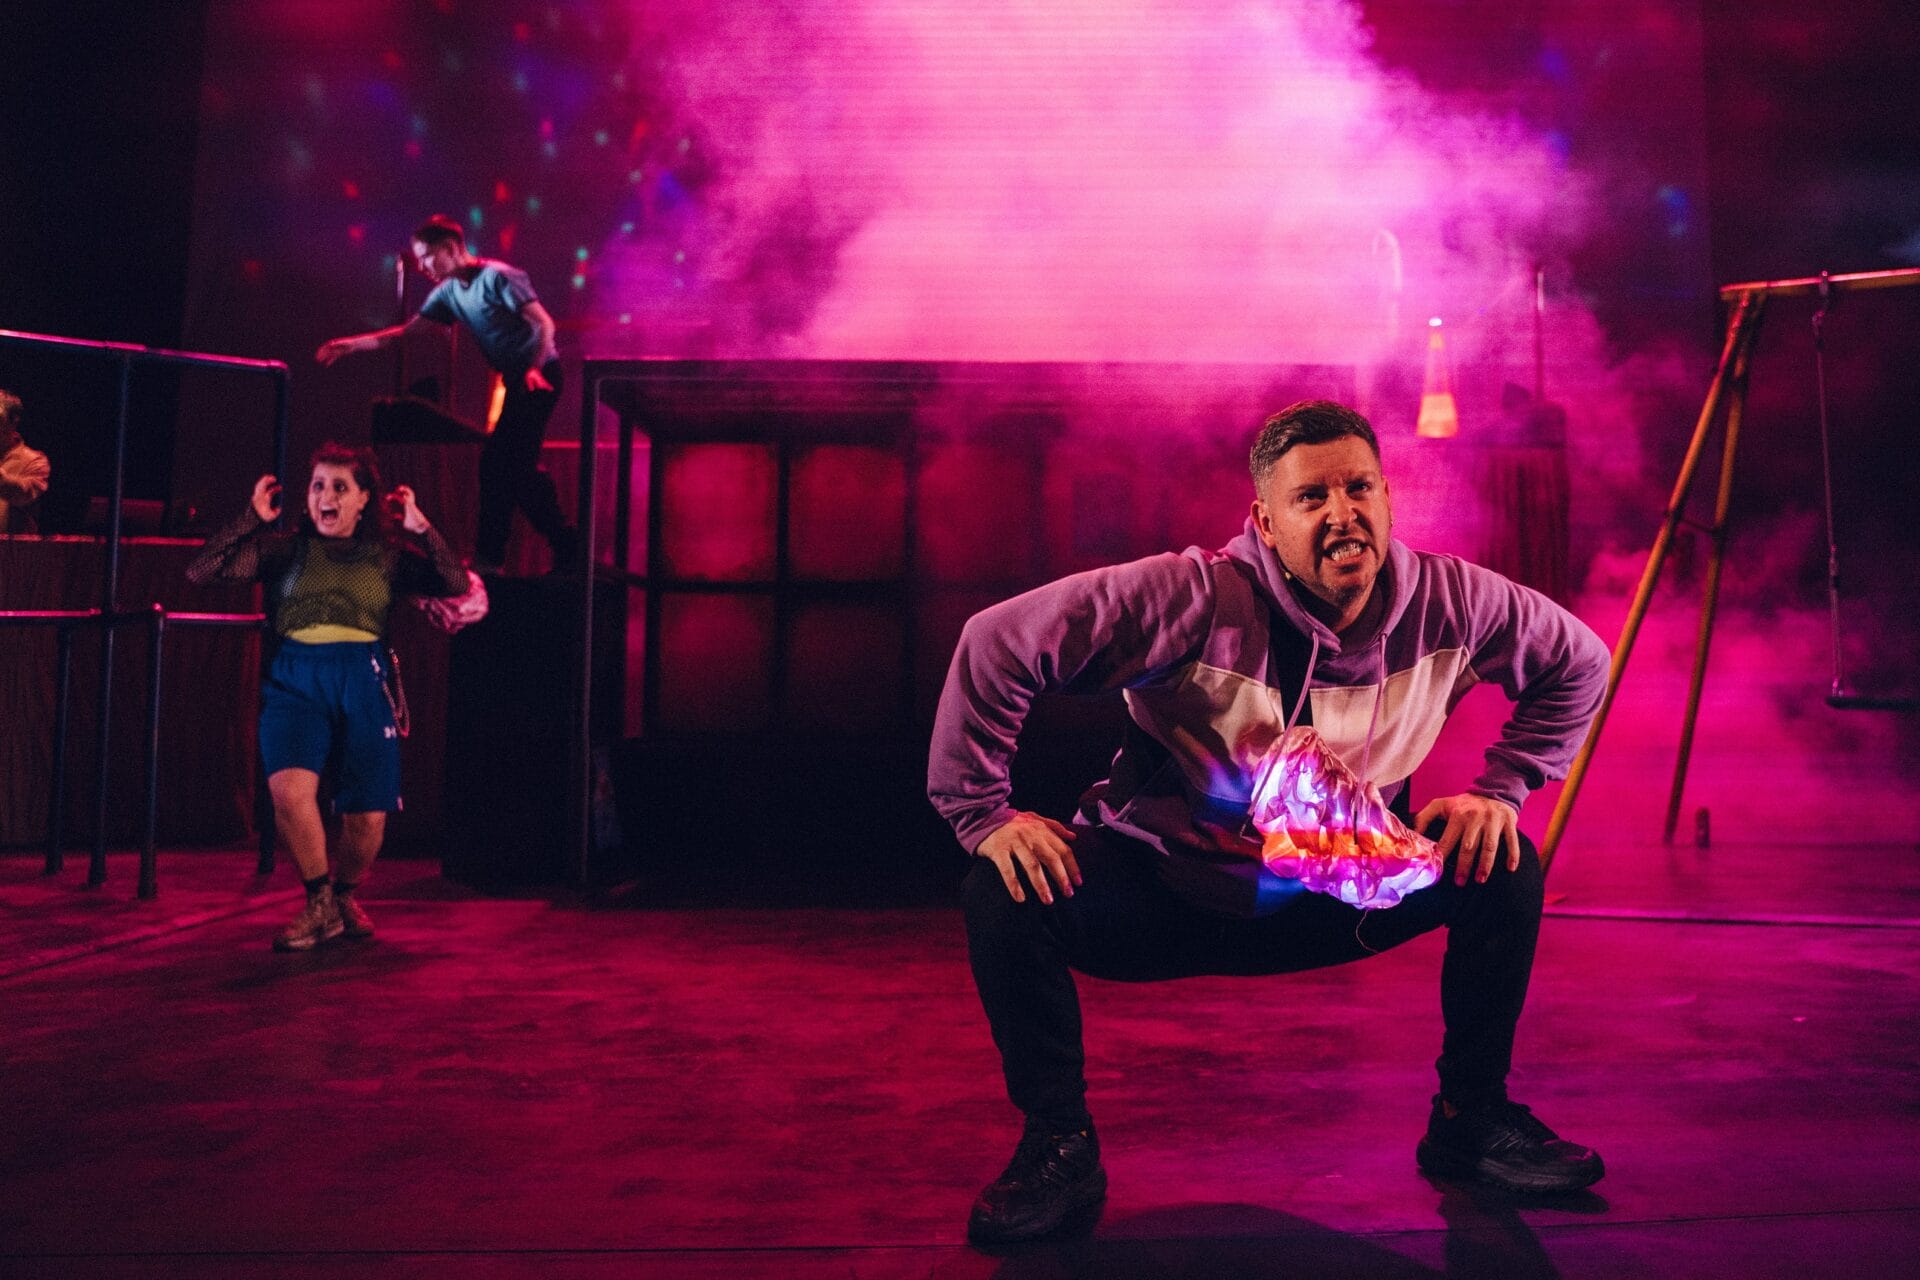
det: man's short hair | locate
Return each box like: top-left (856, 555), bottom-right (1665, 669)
top-left (1249, 399), bottom-right (1381, 493)
top-left (412, 214), bottom-right (465, 249)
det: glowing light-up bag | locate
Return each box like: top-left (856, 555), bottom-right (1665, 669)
top-left (1246, 725), bottom-right (1440, 908)
top-left (411, 569), bottom-right (490, 634)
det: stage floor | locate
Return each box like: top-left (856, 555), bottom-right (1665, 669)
top-left (4, 837), bottom-right (1917, 1278)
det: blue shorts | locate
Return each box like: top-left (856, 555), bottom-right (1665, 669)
top-left (259, 640), bottom-right (403, 813)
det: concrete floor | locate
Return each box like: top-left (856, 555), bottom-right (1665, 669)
top-left (5, 830), bottom-right (1918, 1278)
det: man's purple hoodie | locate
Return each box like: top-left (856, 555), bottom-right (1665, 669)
top-left (928, 519), bottom-right (1609, 915)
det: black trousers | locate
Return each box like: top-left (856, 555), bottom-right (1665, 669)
top-left (963, 823), bottom-right (1545, 1132)
top-left (476, 359), bottom-right (572, 564)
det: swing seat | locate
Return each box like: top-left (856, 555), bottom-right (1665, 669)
top-left (1826, 691), bottom-right (1920, 713)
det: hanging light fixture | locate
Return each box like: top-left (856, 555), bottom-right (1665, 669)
top-left (1416, 316), bottom-right (1459, 438)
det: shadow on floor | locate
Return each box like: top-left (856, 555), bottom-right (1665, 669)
top-left (969, 1184), bottom-right (1600, 1278)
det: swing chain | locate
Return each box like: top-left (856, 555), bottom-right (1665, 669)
top-left (1811, 271), bottom-right (1846, 699)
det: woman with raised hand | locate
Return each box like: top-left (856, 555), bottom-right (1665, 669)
top-left (189, 443), bottom-right (466, 950)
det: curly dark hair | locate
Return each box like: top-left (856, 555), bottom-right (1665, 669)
top-left (1249, 400), bottom-right (1381, 495)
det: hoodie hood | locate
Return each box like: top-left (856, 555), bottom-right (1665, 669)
top-left (1224, 516), bottom-right (1420, 661)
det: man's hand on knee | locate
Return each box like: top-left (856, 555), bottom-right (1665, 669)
top-left (1414, 793), bottom-right (1521, 886)
top-left (976, 813), bottom-right (1081, 905)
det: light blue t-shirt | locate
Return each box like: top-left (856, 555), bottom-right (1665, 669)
top-left (418, 259), bottom-right (550, 375)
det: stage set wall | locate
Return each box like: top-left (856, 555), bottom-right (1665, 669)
top-left (2, 358), bottom-right (1571, 887)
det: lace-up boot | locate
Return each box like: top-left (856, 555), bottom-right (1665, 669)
top-left (335, 889), bottom-right (375, 939)
top-left (273, 884), bottom-right (343, 952)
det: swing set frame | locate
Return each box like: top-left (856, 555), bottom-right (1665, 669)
top-left (1541, 265), bottom-right (1920, 871)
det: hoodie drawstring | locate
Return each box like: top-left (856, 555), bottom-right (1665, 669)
top-left (1356, 632), bottom-right (1387, 786)
top-left (1282, 633), bottom-right (1320, 736)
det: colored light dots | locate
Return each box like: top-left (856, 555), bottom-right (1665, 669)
top-left (575, 247), bottom-right (590, 261)
top-left (468, 206), bottom-right (484, 229)
top-left (526, 196), bottom-right (541, 215)
top-left (512, 71), bottom-right (529, 94)
top-left (594, 130), bottom-right (609, 147)
top-left (1655, 184), bottom-right (1691, 238)
top-left (571, 273), bottom-right (586, 289)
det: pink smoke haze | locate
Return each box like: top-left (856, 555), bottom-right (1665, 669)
top-left (609, 0), bottom-right (1584, 371)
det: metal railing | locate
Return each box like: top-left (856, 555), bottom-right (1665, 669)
top-left (0, 328), bottom-right (289, 897)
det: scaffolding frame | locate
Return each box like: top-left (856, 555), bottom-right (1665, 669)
top-left (0, 328), bottom-right (289, 896)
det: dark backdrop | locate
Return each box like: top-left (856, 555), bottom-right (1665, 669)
top-left (0, 0), bottom-right (209, 528)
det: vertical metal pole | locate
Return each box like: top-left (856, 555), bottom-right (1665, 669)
top-left (90, 354), bottom-right (134, 886)
top-left (45, 624), bottom-right (74, 875)
top-left (614, 406), bottom-right (634, 576)
top-left (258, 369), bottom-right (284, 873)
top-left (574, 371), bottom-right (600, 886)
top-left (770, 442), bottom-right (791, 722)
top-left (394, 253), bottom-right (410, 398)
top-left (1811, 280), bottom-right (1846, 697)
top-left (140, 605), bottom-right (166, 899)
top-left (102, 355), bottom-right (130, 616)
top-left (263, 372), bottom-right (290, 869)
top-left (1661, 341), bottom-right (1756, 843)
top-left (272, 370), bottom-right (290, 509)
top-left (644, 420), bottom-right (665, 742)
top-left (1542, 291), bottom-right (1766, 870)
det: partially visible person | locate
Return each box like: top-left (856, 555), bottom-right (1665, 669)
top-left (316, 214), bottom-right (579, 575)
top-left (0, 390), bottom-right (51, 534)
top-left (187, 443), bottom-right (465, 950)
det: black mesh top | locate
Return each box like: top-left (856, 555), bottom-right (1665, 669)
top-left (187, 508), bottom-right (467, 639)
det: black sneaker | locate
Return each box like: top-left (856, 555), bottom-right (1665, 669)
top-left (1416, 1096), bottom-right (1605, 1193)
top-left (967, 1121), bottom-right (1107, 1244)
